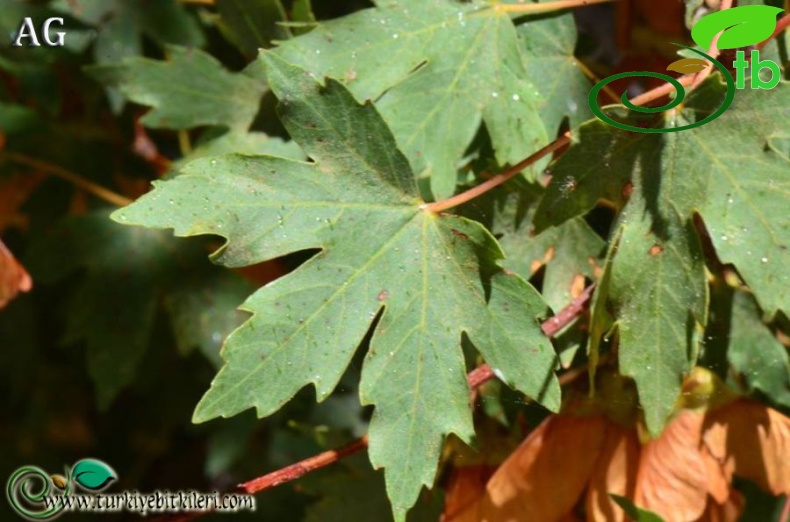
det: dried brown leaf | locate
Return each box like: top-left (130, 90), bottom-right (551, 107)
top-left (704, 400), bottom-right (790, 495)
top-left (585, 423), bottom-right (640, 522)
top-left (700, 444), bottom-right (729, 504)
top-left (443, 465), bottom-right (496, 522)
top-left (478, 414), bottom-right (607, 521)
top-left (697, 488), bottom-right (744, 522)
top-left (0, 239), bottom-right (32, 309)
top-left (635, 410), bottom-right (709, 522)
top-left (0, 172), bottom-right (45, 232)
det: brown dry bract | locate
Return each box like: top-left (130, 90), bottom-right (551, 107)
top-left (443, 465), bottom-right (496, 522)
top-left (635, 410), bottom-right (712, 521)
top-left (585, 423), bottom-right (639, 522)
top-left (0, 239), bottom-right (32, 309)
top-left (0, 172), bottom-right (45, 231)
top-left (443, 369), bottom-right (790, 522)
top-left (446, 414), bottom-right (607, 521)
top-left (703, 400), bottom-right (790, 496)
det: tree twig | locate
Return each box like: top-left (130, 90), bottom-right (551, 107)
top-left (423, 0), bottom-right (790, 215)
top-left (689, 0), bottom-right (733, 88)
top-left (541, 283), bottom-right (595, 337)
top-left (577, 60), bottom-right (620, 104)
top-left (495, 0), bottom-right (616, 14)
top-left (149, 285), bottom-right (595, 522)
top-left (628, 0), bottom-right (733, 106)
top-left (421, 133), bottom-right (571, 214)
top-left (239, 436), bottom-right (370, 494)
top-left (0, 152), bottom-right (132, 207)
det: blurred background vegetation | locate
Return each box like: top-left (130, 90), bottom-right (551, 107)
top-left (0, 1), bottom-right (403, 520)
top-left (3, 0), bottom-right (786, 520)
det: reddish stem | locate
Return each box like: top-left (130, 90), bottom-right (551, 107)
top-left (495, 0), bottom-right (615, 14)
top-left (541, 284), bottom-right (595, 337)
top-left (239, 284), bottom-right (595, 497)
top-left (245, 284), bottom-right (594, 487)
top-left (150, 285), bottom-right (595, 522)
top-left (239, 435), bottom-right (369, 494)
top-left (0, 152), bottom-right (132, 207)
top-left (421, 133), bottom-right (571, 214)
top-left (467, 365), bottom-right (496, 389)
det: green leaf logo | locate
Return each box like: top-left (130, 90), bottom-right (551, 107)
top-left (71, 459), bottom-right (117, 491)
top-left (691, 5), bottom-right (782, 51)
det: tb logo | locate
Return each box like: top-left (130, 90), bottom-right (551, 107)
top-left (590, 5), bottom-right (785, 133)
top-left (693, 6), bottom-right (784, 90)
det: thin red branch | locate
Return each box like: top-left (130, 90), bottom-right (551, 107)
top-left (150, 285), bottom-right (595, 522)
top-left (0, 152), bottom-right (132, 207)
top-left (630, 0), bottom-right (733, 106)
top-left (257, 286), bottom-right (591, 482)
top-left (239, 284), bottom-right (595, 493)
top-left (421, 133), bottom-right (571, 214)
top-left (541, 284), bottom-right (595, 337)
top-left (688, 0), bottom-right (733, 88)
top-left (239, 435), bottom-right (369, 494)
top-left (781, 495), bottom-right (790, 522)
top-left (467, 365), bottom-right (496, 389)
top-left (494, 0), bottom-right (615, 14)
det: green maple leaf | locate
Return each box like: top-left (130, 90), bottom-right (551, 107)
top-left (461, 179), bottom-right (605, 312)
top-left (568, 119), bottom-right (709, 435)
top-left (68, 0), bottom-right (204, 111)
top-left (727, 290), bottom-right (790, 408)
top-left (518, 4), bottom-right (593, 133)
top-left (705, 284), bottom-right (790, 408)
top-left (87, 44), bottom-right (301, 169)
top-left (215, 0), bottom-right (291, 55)
top-left (87, 45), bottom-right (265, 131)
top-left (112, 53), bottom-right (560, 517)
top-left (536, 77), bottom-right (790, 433)
top-left (272, 0), bottom-right (548, 199)
top-left (541, 78), bottom-right (790, 312)
top-left (605, 193), bottom-right (708, 436)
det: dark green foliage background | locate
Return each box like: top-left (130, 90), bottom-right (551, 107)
top-left (2, 0), bottom-right (790, 520)
top-left (0, 1), bottom-right (414, 521)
